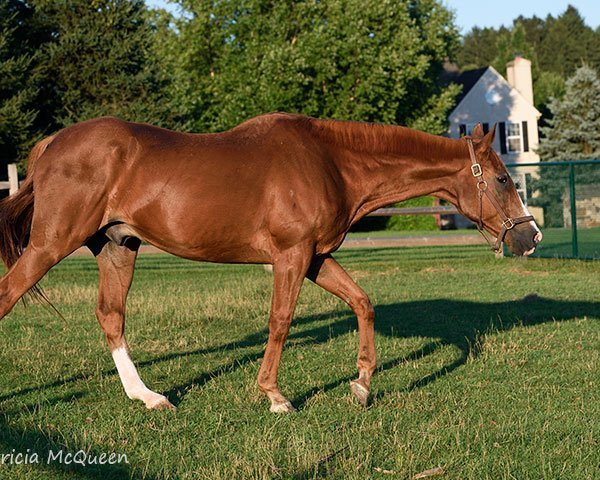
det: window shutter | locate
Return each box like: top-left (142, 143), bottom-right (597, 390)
top-left (459, 124), bottom-right (466, 137)
top-left (483, 123), bottom-right (489, 135)
top-left (522, 121), bottom-right (529, 152)
top-left (498, 122), bottom-right (507, 154)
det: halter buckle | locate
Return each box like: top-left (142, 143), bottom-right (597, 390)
top-left (502, 218), bottom-right (515, 230)
top-left (471, 163), bottom-right (482, 177)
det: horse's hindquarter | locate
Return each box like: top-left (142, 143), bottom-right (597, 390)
top-left (114, 121), bottom-right (350, 263)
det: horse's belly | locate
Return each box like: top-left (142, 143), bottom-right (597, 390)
top-left (127, 219), bottom-right (273, 264)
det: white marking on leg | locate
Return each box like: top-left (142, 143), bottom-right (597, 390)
top-left (111, 347), bottom-right (174, 409)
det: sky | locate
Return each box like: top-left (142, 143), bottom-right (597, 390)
top-left (145, 1), bottom-right (600, 34)
top-left (444, 0), bottom-right (600, 33)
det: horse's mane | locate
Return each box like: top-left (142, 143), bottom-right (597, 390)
top-left (297, 115), bottom-right (465, 158)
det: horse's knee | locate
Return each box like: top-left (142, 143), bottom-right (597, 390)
top-left (353, 294), bottom-right (374, 323)
top-left (95, 307), bottom-right (124, 348)
top-left (268, 315), bottom-right (292, 343)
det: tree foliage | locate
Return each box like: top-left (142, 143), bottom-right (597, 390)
top-left (0, 0), bottom-right (177, 171)
top-left (40, 0), bottom-right (174, 127)
top-left (0, 1), bottom-right (42, 172)
top-left (164, 0), bottom-right (460, 134)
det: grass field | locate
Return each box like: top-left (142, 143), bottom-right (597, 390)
top-left (0, 246), bottom-right (599, 479)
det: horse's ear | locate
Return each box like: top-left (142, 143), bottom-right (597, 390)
top-left (471, 123), bottom-right (484, 138)
top-left (481, 124), bottom-right (496, 149)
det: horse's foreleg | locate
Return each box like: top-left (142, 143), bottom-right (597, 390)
top-left (93, 240), bottom-right (174, 410)
top-left (307, 254), bottom-right (375, 407)
top-left (257, 243), bottom-right (313, 413)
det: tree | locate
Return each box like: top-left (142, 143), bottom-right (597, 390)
top-left (0, 0), bottom-right (183, 172)
top-left (532, 65), bottom-right (600, 227)
top-left (492, 22), bottom-right (536, 75)
top-left (166, 0), bottom-right (460, 134)
top-left (537, 6), bottom-right (597, 78)
top-left (0, 1), bottom-right (42, 173)
top-left (456, 26), bottom-right (507, 70)
top-left (38, 0), bottom-right (176, 128)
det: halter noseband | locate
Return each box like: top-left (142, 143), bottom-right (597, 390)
top-left (466, 138), bottom-right (534, 253)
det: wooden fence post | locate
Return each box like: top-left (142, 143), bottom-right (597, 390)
top-left (8, 163), bottom-right (18, 195)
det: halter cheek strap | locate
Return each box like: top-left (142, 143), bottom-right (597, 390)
top-left (466, 138), bottom-right (534, 253)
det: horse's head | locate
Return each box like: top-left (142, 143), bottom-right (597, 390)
top-left (455, 123), bottom-right (542, 256)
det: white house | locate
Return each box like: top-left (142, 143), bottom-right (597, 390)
top-left (448, 56), bottom-right (541, 167)
top-left (445, 56), bottom-right (544, 226)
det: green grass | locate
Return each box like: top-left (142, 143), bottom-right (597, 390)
top-left (530, 227), bottom-right (600, 259)
top-left (0, 246), bottom-right (599, 479)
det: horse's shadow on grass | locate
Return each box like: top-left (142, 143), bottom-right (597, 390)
top-left (154, 295), bottom-right (600, 408)
top-left (291, 295), bottom-right (600, 408)
top-left (3, 296), bottom-right (600, 410)
top-left (0, 296), bottom-right (598, 478)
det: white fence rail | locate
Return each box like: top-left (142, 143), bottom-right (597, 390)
top-left (0, 164), bottom-right (19, 195)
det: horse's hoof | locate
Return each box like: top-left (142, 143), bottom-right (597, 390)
top-left (145, 395), bottom-right (176, 411)
top-left (270, 400), bottom-right (296, 413)
top-left (350, 380), bottom-right (370, 407)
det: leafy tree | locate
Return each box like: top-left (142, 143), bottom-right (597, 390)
top-left (167, 0), bottom-right (460, 134)
top-left (532, 65), bottom-right (600, 227)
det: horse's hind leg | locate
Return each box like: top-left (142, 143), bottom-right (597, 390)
top-left (91, 237), bottom-right (174, 410)
top-left (307, 254), bottom-right (375, 407)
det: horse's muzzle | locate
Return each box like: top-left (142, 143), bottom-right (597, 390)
top-left (505, 223), bottom-right (542, 256)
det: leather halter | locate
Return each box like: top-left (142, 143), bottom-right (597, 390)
top-left (466, 138), bottom-right (534, 253)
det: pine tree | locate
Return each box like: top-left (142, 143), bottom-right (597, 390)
top-left (456, 26), bottom-right (506, 70)
top-left (538, 65), bottom-right (600, 160)
top-left (0, 1), bottom-right (40, 172)
top-left (492, 22), bottom-right (537, 75)
top-left (538, 6), bottom-right (596, 78)
top-left (532, 65), bottom-right (600, 227)
top-left (38, 0), bottom-right (175, 128)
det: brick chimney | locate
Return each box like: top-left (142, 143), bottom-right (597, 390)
top-left (506, 56), bottom-right (534, 105)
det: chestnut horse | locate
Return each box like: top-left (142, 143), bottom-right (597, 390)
top-left (0, 114), bottom-right (541, 412)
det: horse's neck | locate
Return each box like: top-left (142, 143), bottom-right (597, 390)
top-left (327, 125), bottom-right (467, 218)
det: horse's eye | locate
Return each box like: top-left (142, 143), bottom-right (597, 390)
top-left (496, 175), bottom-right (508, 184)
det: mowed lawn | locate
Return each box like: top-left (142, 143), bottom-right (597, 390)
top-left (0, 246), bottom-right (598, 480)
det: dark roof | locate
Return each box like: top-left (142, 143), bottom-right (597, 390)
top-left (445, 67), bottom-right (488, 105)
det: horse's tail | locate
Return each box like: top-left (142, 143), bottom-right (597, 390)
top-left (0, 135), bottom-right (55, 269)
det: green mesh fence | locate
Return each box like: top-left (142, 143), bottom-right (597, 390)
top-left (506, 160), bottom-right (600, 260)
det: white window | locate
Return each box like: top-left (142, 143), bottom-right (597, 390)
top-left (505, 122), bottom-right (523, 153)
top-left (509, 170), bottom-right (528, 205)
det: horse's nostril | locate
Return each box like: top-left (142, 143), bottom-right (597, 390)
top-left (534, 231), bottom-right (543, 244)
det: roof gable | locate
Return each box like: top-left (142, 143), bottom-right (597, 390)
top-left (449, 66), bottom-right (541, 119)
top-left (450, 67), bottom-right (488, 105)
